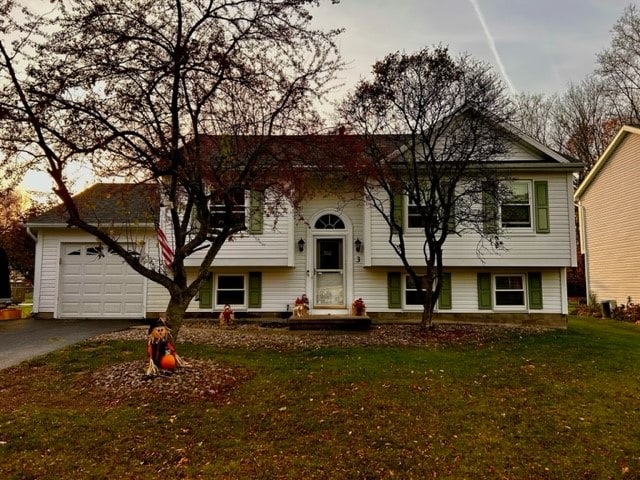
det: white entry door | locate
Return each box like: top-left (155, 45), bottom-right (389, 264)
top-left (314, 237), bottom-right (346, 309)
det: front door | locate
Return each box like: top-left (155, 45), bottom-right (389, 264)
top-left (314, 237), bottom-right (345, 309)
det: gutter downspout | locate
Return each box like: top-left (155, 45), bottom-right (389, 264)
top-left (576, 202), bottom-right (590, 300)
top-left (26, 226), bottom-right (37, 242)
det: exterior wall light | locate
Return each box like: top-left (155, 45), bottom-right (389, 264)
top-left (298, 238), bottom-right (305, 252)
top-left (354, 238), bottom-right (362, 253)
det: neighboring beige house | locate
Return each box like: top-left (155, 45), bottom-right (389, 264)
top-left (574, 125), bottom-right (640, 306)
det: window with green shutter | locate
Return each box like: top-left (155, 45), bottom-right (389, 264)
top-left (392, 194), bottom-right (404, 231)
top-left (438, 272), bottom-right (452, 310)
top-left (199, 272), bottom-right (213, 309)
top-left (248, 271), bottom-right (262, 308)
top-left (534, 181), bottom-right (550, 233)
top-left (528, 272), bottom-right (543, 309)
top-left (388, 272), bottom-right (402, 309)
top-left (477, 272), bottom-right (492, 310)
top-left (248, 191), bottom-right (264, 234)
top-left (482, 187), bottom-right (498, 234)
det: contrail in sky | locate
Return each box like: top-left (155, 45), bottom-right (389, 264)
top-left (468, 0), bottom-right (517, 96)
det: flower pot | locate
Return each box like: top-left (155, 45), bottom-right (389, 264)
top-left (0, 308), bottom-right (22, 320)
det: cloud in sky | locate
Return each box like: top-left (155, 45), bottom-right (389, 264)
top-left (468, 0), bottom-right (517, 96)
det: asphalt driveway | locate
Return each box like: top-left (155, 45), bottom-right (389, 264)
top-left (0, 317), bottom-right (144, 370)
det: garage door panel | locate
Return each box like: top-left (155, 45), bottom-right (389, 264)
top-left (103, 303), bottom-right (125, 315)
top-left (83, 284), bottom-right (103, 295)
top-left (124, 283), bottom-right (144, 295)
top-left (104, 284), bottom-right (124, 295)
top-left (59, 243), bottom-right (144, 318)
top-left (105, 264), bottom-right (126, 275)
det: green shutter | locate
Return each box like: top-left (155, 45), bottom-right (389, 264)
top-left (388, 272), bottom-right (402, 309)
top-left (199, 272), bottom-right (213, 309)
top-left (528, 272), bottom-right (543, 309)
top-left (534, 181), bottom-right (550, 233)
top-left (438, 272), bottom-right (452, 310)
top-left (392, 194), bottom-right (404, 231)
top-left (248, 271), bottom-right (262, 308)
top-left (447, 200), bottom-right (456, 233)
top-left (248, 190), bottom-right (264, 234)
top-left (482, 188), bottom-right (498, 234)
top-left (477, 272), bottom-right (492, 310)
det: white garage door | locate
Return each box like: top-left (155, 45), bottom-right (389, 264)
top-left (59, 243), bottom-right (145, 318)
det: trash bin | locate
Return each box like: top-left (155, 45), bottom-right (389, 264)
top-left (601, 301), bottom-right (612, 318)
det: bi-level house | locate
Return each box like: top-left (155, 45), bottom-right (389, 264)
top-left (27, 129), bottom-right (581, 327)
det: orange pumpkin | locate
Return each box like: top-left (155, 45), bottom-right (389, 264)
top-left (160, 354), bottom-right (176, 370)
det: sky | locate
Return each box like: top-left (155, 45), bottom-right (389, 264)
top-left (311, 0), bottom-right (631, 97)
top-left (17, 0), bottom-right (634, 194)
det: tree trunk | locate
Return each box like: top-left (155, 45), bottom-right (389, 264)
top-left (164, 293), bottom-right (192, 341)
top-left (420, 306), bottom-right (435, 332)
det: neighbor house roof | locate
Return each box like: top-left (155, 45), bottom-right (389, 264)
top-left (27, 183), bottom-right (160, 227)
top-left (574, 125), bottom-right (640, 200)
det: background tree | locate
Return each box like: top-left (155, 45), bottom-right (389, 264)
top-left (338, 46), bottom-right (513, 331)
top-left (598, 4), bottom-right (640, 124)
top-left (0, 188), bottom-right (48, 283)
top-left (512, 92), bottom-right (559, 148)
top-left (551, 77), bottom-right (617, 184)
top-left (0, 0), bottom-right (342, 335)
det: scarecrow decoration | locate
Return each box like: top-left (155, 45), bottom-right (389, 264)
top-left (219, 303), bottom-right (235, 326)
top-left (145, 318), bottom-right (188, 376)
top-left (292, 294), bottom-right (309, 317)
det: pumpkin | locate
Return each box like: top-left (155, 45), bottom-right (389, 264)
top-left (160, 354), bottom-right (176, 370)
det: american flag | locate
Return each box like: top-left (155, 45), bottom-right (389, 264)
top-left (156, 227), bottom-right (174, 268)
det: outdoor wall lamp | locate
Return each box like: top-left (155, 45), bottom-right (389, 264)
top-left (298, 238), bottom-right (305, 252)
top-left (354, 238), bottom-right (362, 253)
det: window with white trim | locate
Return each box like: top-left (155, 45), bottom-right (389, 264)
top-left (210, 188), bottom-right (246, 229)
top-left (501, 181), bottom-right (532, 229)
top-left (407, 200), bottom-right (423, 229)
top-left (494, 275), bottom-right (525, 307)
top-left (405, 275), bottom-right (426, 305)
top-left (215, 274), bottom-right (246, 307)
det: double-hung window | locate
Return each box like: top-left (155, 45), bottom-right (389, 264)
top-left (501, 181), bottom-right (532, 229)
top-left (216, 274), bottom-right (246, 307)
top-left (494, 275), bottom-right (525, 307)
top-left (210, 188), bottom-right (246, 229)
top-left (407, 201), bottom-right (423, 229)
top-left (405, 275), bottom-right (425, 305)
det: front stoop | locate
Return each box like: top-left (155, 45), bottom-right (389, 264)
top-left (288, 315), bottom-right (371, 331)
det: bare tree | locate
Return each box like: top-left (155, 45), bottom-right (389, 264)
top-left (338, 46), bottom-right (513, 331)
top-left (0, 0), bottom-right (343, 335)
top-left (552, 77), bottom-right (618, 183)
top-left (598, 4), bottom-right (640, 123)
top-left (512, 92), bottom-right (560, 148)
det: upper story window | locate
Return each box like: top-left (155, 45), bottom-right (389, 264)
top-left (210, 188), bottom-right (246, 229)
top-left (407, 201), bottom-right (423, 228)
top-left (501, 181), bottom-right (532, 229)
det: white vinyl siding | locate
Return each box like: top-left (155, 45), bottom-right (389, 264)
top-left (182, 193), bottom-right (294, 268)
top-left (366, 173), bottom-right (576, 268)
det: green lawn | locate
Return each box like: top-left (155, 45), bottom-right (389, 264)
top-left (1, 317), bottom-right (639, 479)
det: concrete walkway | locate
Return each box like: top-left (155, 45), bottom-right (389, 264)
top-left (0, 316), bottom-right (143, 370)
